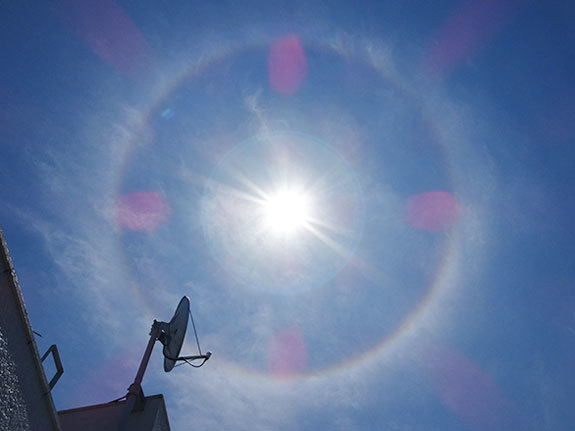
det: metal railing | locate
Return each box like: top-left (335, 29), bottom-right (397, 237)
top-left (41, 344), bottom-right (64, 392)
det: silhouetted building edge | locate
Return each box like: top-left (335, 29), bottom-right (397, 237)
top-left (0, 227), bottom-right (62, 430)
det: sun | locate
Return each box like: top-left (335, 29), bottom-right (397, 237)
top-left (261, 188), bottom-right (313, 237)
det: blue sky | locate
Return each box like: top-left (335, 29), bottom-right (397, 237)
top-left (2, 1), bottom-right (574, 429)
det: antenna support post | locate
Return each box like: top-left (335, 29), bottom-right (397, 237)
top-left (118, 320), bottom-right (167, 430)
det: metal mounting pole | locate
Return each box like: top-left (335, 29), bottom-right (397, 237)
top-left (117, 320), bottom-right (165, 430)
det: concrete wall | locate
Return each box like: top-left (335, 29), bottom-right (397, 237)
top-left (0, 324), bottom-right (30, 431)
top-left (0, 229), bottom-right (61, 431)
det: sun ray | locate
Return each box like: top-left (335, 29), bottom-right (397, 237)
top-left (207, 178), bottom-right (267, 206)
top-left (306, 216), bottom-right (354, 238)
top-left (224, 163), bottom-right (272, 202)
top-left (304, 223), bottom-right (350, 258)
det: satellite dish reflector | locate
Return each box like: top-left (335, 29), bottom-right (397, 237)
top-left (119, 295), bottom-right (211, 427)
top-left (162, 296), bottom-right (190, 372)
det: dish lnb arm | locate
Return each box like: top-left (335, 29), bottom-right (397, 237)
top-left (180, 351), bottom-right (212, 361)
top-left (164, 351), bottom-right (212, 369)
top-left (165, 351), bottom-right (212, 362)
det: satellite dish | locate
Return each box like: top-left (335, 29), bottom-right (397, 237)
top-left (118, 295), bottom-right (211, 427)
top-left (158, 296), bottom-right (212, 372)
top-left (162, 296), bottom-right (190, 372)
top-left (115, 296), bottom-right (212, 430)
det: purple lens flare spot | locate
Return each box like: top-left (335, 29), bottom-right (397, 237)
top-left (268, 328), bottom-right (308, 377)
top-left (406, 190), bottom-right (461, 231)
top-left (57, 0), bottom-right (151, 75)
top-left (116, 191), bottom-right (171, 231)
top-left (268, 35), bottom-right (308, 95)
top-left (426, 344), bottom-right (522, 430)
top-left (424, 0), bottom-right (516, 77)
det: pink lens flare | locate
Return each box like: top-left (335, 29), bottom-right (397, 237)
top-left (57, 0), bottom-right (151, 75)
top-left (268, 35), bottom-right (308, 95)
top-left (116, 191), bottom-right (171, 231)
top-left (424, 0), bottom-right (516, 77)
top-left (427, 344), bottom-right (518, 431)
top-left (406, 190), bottom-right (461, 231)
top-left (268, 328), bottom-right (308, 377)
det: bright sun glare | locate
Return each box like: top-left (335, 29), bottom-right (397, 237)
top-left (261, 189), bottom-right (313, 237)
